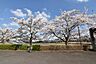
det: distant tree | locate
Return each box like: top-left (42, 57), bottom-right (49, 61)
top-left (0, 28), bottom-right (14, 43)
top-left (76, 11), bottom-right (96, 42)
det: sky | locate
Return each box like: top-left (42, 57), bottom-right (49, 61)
top-left (0, 0), bottom-right (96, 28)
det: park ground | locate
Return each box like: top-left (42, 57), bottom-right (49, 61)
top-left (0, 50), bottom-right (96, 64)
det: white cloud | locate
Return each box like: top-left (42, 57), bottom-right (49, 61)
top-left (10, 22), bottom-right (19, 27)
top-left (24, 8), bottom-right (32, 16)
top-left (35, 11), bottom-right (50, 18)
top-left (43, 8), bottom-right (47, 11)
top-left (42, 12), bottom-right (50, 18)
top-left (2, 22), bottom-right (19, 28)
top-left (77, 0), bottom-right (89, 2)
top-left (2, 24), bottom-right (8, 27)
top-left (11, 9), bottom-right (26, 17)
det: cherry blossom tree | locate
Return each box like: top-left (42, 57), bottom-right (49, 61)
top-left (69, 9), bottom-right (96, 43)
top-left (10, 9), bottom-right (96, 50)
top-left (45, 9), bottom-right (89, 46)
top-left (76, 11), bottom-right (96, 42)
top-left (11, 9), bottom-right (49, 52)
top-left (0, 28), bottom-right (15, 44)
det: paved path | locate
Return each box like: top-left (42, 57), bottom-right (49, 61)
top-left (0, 50), bottom-right (96, 64)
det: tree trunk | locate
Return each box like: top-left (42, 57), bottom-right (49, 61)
top-left (28, 33), bottom-right (33, 53)
top-left (65, 40), bottom-right (69, 49)
top-left (65, 37), bottom-right (69, 49)
top-left (77, 26), bottom-right (82, 46)
top-left (65, 40), bottom-right (68, 46)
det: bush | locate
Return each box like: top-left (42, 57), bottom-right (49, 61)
top-left (19, 45), bottom-right (28, 50)
top-left (0, 44), bottom-right (83, 51)
top-left (32, 45), bottom-right (40, 51)
top-left (0, 44), bottom-right (40, 51)
top-left (0, 44), bottom-right (23, 50)
top-left (40, 45), bottom-right (49, 50)
top-left (49, 45), bottom-right (60, 50)
top-left (83, 44), bottom-right (90, 51)
top-left (0, 44), bottom-right (12, 50)
top-left (12, 44), bottom-right (22, 50)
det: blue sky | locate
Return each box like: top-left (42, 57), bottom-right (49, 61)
top-left (0, 0), bottom-right (96, 28)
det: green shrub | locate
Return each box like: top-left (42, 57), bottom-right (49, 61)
top-left (32, 45), bottom-right (40, 51)
top-left (0, 44), bottom-right (23, 50)
top-left (0, 44), bottom-right (14, 50)
top-left (19, 45), bottom-right (28, 50)
top-left (0, 44), bottom-right (40, 51)
top-left (12, 44), bottom-right (22, 50)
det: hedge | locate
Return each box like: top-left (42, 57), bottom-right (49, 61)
top-left (0, 44), bottom-right (40, 51)
top-left (32, 45), bottom-right (40, 51)
top-left (40, 45), bottom-right (84, 50)
top-left (0, 44), bottom-right (89, 51)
